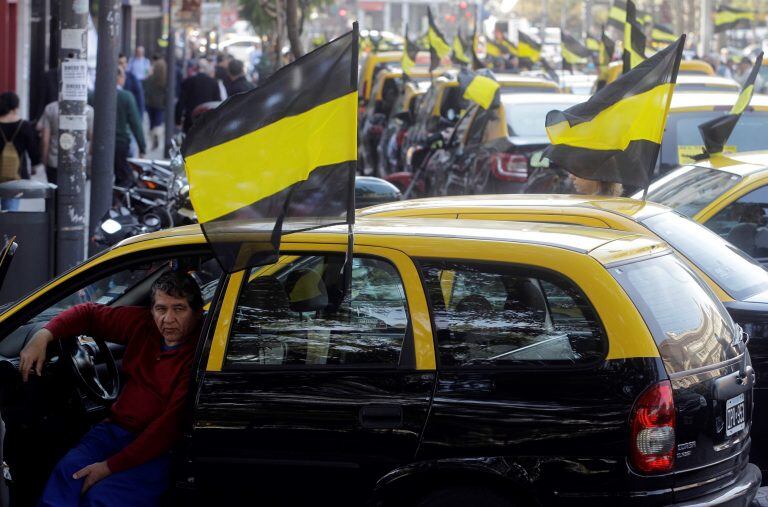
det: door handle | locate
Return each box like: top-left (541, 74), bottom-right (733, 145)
top-left (359, 404), bottom-right (403, 429)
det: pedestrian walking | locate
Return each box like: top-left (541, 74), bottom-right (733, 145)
top-left (174, 59), bottom-right (222, 134)
top-left (215, 54), bottom-right (232, 95)
top-left (37, 100), bottom-right (94, 185)
top-left (226, 59), bottom-right (255, 95)
top-left (127, 46), bottom-right (151, 81)
top-left (115, 68), bottom-right (146, 187)
top-left (143, 58), bottom-right (167, 151)
top-left (0, 92), bottom-right (42, 210)
top-left (118, 54), bottom-right (146, 122)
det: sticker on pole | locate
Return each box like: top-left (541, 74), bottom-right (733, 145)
top-left (61, 60), bottom-right (88, 101)
top-left (60, 133), bottom-right (75, 151)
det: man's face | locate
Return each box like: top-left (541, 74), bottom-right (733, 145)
top-left (151, 290), bottom-right (201, 346)
top-left (118, 57), bottom-right (128, 70)
top-left (136, 46), bottom-right (144, 58)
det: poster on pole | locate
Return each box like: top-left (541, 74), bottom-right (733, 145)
top-left (61, 60), bottom-right (89, 101)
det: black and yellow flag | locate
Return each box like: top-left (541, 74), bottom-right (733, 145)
top-left (402, 24), bottom-right (419, 77)
top-left (182, 28), bottom-right (358, 272)
top-left (458, 67), bottom-right (501, 110)
top-left (623, 0), bottom-right (646, 74)
top-left (452, 30), bottom-right (471, 65)
top-left (699, 52), bottom-right (763, 155)
top-left (518, 31), bottom-right (542, 65)
top-left (596, 28), bottom-right (616, 90)
top-left (428, 7), bottom-right (451, 71)
top-left (715, 5), bottom-right (755, 33)
top-left (471, 24), bottom-right (485, 70)
top-left (499, 34), bottom-right (518, 56)
top-left (651, 23), bottom-right (677, 45)
top-left (543, 35), bottom-right (685, 190)
top-left (561, 31), bottom-right (590, 72)
top-left (486, 38), bottom-right (503, 58)
top-left (586, 35), bottom-right (600, 53)
top-left (608, 0), bottom-right (627, 32)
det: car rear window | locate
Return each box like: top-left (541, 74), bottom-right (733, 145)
top-left (419, 260), bottom-right (606, 367)
top-left (610, 254), bottom-right (740, 374)
top-left (660, 110), bottom-right (768, 170)
top-left (645, 165), bottom-right (742, 218)
top-left (641, 212), bottom-right (768, 300)
top-left (503, 100), bottom-right (582, 137)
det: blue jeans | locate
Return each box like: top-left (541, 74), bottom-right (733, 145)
top-left (0, 198), bottom-right (19, 211)
top-left (39, 422), bottom-right (170, 507)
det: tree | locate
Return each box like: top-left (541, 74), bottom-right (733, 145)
top-left (239, 0), bottom-right (332, 63)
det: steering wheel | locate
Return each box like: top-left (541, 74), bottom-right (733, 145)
top-left (58, 334), bottom-right (120, 402)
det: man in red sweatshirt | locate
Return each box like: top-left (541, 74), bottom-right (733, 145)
top-left (18, 271), bottom-right (203, 506)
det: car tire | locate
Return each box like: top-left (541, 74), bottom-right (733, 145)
top-left (416, 486), bottom-right (515, 507)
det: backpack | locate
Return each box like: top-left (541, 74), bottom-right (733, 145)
top-left (0, 122), bottom-right (22, 183)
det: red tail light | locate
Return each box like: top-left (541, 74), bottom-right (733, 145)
top-left (489, 153), bottom-right (528, 182)
top-left (630, 381), bottom-right (676, 474)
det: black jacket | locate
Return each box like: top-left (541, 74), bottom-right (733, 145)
top-left (174, 73), bottom-right (222, 132)
top-left (228, 76), bottom-right (255, 96)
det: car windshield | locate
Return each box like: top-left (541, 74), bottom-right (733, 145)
top-left (503, 102), bottom-right (559, 137)
top-left (609, 253), bottom-right (740, 374)
top-left (660, 110), bottom-right (768, 170)
top-left (642, 211), bottom-right (768, 300)
top-left (644, 165), bottom-right (742, 217)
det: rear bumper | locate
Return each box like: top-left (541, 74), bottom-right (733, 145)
top-left (668, 463), bottom-right (761, 507)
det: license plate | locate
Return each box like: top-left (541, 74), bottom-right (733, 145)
top-left (725, 393), bottom-right (746, 437)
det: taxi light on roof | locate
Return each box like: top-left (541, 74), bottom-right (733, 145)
top-left (630, 380), bottom-right (676, 474)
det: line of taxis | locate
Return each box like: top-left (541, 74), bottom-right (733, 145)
top-left (0, 53), bottom-right (766, 506)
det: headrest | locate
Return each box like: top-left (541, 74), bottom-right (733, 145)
top-left (285, 268), bottom-right (329, 312)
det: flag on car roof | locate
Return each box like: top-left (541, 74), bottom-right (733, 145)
top-left (518, 31), bottom-right (542, 65)
top-left (181, 26), bottom-right (359, 273)
top-left (427, 7), bottom-right (451, 71)
top-left (623, 0), bottom-right (646, 74)
top-left (458, 67), bottom-right (501, 110)
top-left (561, 31), bottom-right (590, 72)
top-left (451, 30), bottom-right (471, 65)
top-left (596, 28), bottom-right (615, 90)
top-left (608, 0), bottom-right (627, 32)
top-left (586, 35), bottom-right (600, 53)
top-left (698, 53), bottom-right (763, 156)
top-left (471, 25), bottom-right (485, 70)
top-left (651, 23), bottom-right (677, 44)
top-left (485, 38), bottom-right (503, 58)
top-left (402, 24), bottom-right (419, 77)
top-left (498, 34), bottom-right (518, 56)
top-left (715, 5), bottom-right (755, 33)
top-left (543, 35), bottom-right (685, 191)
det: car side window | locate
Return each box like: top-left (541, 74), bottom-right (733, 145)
top-left (707, 185), bottom-right (768, 258)
top-left (226, 255), bottom-right (409, 368)
top-left (420, 261), bottom-right (606, 367)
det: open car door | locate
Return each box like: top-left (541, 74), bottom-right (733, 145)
top-left (0, 237), bottom-right (17, 298)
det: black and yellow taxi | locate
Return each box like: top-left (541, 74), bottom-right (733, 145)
top-left (0, 218), bottom-right (760, 505)
top-left (644, 151), bottom-right (768, 262)
top-left (362, 194), bottom-right (768, 474)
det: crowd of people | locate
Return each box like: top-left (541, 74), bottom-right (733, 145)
top-left (0, 45), bottom-right (260, 210)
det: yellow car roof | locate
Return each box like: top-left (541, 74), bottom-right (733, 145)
top-left (359, 194), bottom-right (672, 224)
top-left (670, 92), bottom-right (768, 111)
top-left (115, 217), bottom-right (666, 266)
top-left (689, 150), bottom-right (768, 176)
top-left (493, 74), bottom-right (560, 89)
top-left (678, 59), bottom-right (715, 75)
top-left (675, 75), bottom-right (740, 91)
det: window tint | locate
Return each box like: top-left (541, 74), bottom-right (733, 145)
top-left (707, 185), bottom-right (768, 261)
top-left (645, 165), bottom-right (742, 218)
top-left (420, 261), bottom-right (605, 367)
top-left (226, 255), bottom-right (409, 367)
top-left (642, 211), bottom-right (768, 300)
top-left (610, 254), bottom-right (740, 374)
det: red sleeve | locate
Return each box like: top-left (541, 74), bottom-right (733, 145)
top-left (44, 303), bottom-right (149, 345)
top-left (106, 359), bottom-right (193, 472)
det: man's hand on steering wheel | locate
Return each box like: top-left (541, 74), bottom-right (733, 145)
top-left (19, 328), bottom-right (54, 382)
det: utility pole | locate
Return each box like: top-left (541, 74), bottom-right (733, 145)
top-left (540, 0), bottom-right (548, 43)
top-left (700, 0), bottom-right (713, 56)
top-left (584, 0), bottom-right (593, 39)
top-left (88, 0), bottom-right (121, 255)
top-left (164, 0), bottom-right (176, 157)
top-left (56, 0), bottom-right (89, 272)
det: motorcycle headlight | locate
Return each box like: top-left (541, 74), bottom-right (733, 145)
top-left (101, 219), bottom-right (122, 235)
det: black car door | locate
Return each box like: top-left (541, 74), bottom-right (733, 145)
top-left (190, 248), bottom-right (435, 505)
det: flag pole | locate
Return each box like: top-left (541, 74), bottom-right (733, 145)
top-left (344, 21), bottom-right (360, 298)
